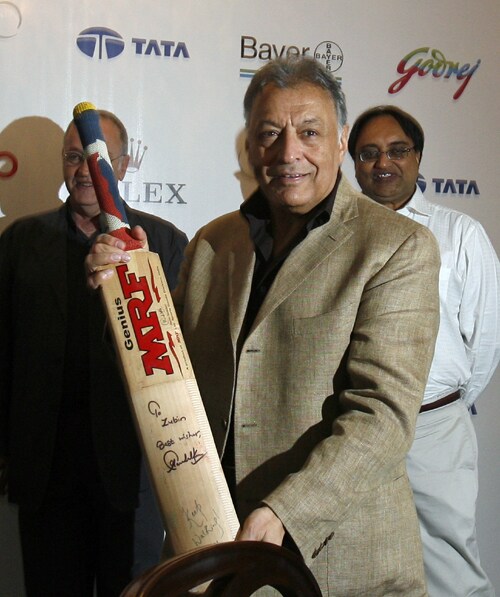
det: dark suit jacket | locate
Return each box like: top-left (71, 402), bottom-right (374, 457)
top-left (0, 202), bottom-right (187, 510)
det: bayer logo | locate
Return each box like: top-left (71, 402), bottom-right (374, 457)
top-left (77, 27), bottom-right (125, 59)
top-left (314, 41), bottom-right (344, 74)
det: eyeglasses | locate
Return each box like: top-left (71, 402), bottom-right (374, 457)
top-left (63, 151), bottom-right (125, 166)
top-left (358, 146), bottom-right (415, 163)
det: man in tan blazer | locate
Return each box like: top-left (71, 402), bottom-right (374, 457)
top-left (88, 57), bottom-right (440, 595)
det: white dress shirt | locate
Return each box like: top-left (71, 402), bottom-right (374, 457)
top-left (399, 187), bottom-right (500, 408)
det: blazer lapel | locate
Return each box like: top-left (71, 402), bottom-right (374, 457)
top-left (228, 232), bottom-right (255, 347)
top-left (252, 175), bottom-right (360, 329)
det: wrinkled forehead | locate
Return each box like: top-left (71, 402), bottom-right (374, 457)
top-left (249, 83), bottom-right (337, 127)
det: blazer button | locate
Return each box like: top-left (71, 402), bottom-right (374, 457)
top-left (222, 418), bottom-right (228, 429)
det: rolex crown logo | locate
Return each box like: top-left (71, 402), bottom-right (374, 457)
top-left (127, 138), bottom-right (148, 172)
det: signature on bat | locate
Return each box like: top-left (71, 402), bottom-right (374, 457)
top-left (163, 447), bottom-right (206, 473)
top-left (183, 500), bottom-right (225, 546)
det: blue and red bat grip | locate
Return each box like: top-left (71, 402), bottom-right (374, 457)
top-left (72, 102), bottom-right (142, 251)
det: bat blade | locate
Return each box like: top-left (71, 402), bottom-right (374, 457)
top-left (100, 249), bottom-right (239, 553)
top-left (72, 101), bottom-right (238, 554)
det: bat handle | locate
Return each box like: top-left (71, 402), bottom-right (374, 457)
top-left (73, 102), bottom-right (142, 251)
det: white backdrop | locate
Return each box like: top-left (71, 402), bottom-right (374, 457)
top-left (1, 1), bottom-right (499, 594)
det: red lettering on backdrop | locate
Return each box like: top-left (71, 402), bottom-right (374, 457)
top-left (388, 47), bottom-right (481, 100)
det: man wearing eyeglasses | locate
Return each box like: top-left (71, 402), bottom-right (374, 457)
top-left (349, 105), bottom-right (499, 597)
top-left (0, 110), bottom-right (188, 596)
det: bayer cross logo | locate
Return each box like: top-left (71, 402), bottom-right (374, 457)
top-left (314, 41), bottom-right (344, 74)
top-left (77, 27), bottom-right (124, 59)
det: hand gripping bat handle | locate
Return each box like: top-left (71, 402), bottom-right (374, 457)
top-left (72, 102), bottom-right (142, 250)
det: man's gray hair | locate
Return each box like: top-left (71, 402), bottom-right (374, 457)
top-left (243, 56), bottom-right (348, 135)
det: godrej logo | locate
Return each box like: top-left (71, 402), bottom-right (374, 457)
top-left (388, 47), bottom-right (480, 100)
top-left (77, 27), bottom-right (125, 59)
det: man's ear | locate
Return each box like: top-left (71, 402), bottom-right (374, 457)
top-left (339, 124), bottom-right (349, 159)
top-left (117, 154), bottom-right (130, 180)
top-left (245, 134), bottom-right (257, 170)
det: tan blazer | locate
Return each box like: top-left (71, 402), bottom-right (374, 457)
top-left (173, 176), bottom-right (440, 596)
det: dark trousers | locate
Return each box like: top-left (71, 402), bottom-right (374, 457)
top-left (19, 496), bottom-right (134, 597)
top-left (18, 418), bottom-right (135, 597)
top-left (132, 458), bottom-right (165, 577)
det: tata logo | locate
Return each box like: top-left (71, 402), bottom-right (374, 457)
top-left (417, 174), bottom-right (427, 193)
top-left (419, 174), bottom-right (479, 196)
top-left (77, 27), bottom-right (190, 60)
top-left (432, 178), bottom-right (479, 196)
top-left (77, 27), bottom-right (125, 59)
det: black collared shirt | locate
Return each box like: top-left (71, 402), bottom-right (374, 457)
top-left (238, 172), bottom-right (341, 343)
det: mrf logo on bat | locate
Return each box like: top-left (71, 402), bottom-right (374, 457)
top-left (113, 258), bottom-right (181, 377)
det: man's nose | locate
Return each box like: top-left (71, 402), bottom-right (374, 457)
top-left (276, 129), bottom-right (301, 163)
top-left (76, 158), bottom-right (90, 175)
top-left (374, 151), bottom-right (391, 167)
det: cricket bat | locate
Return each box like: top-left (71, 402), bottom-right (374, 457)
top-left (73, 102), bottom-right (239, 555)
